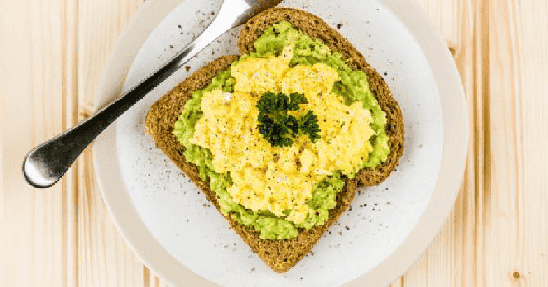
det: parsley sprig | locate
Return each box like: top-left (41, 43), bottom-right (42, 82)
top-left (257, 92), bottom-right (321, 147)
top-left (299, 110), bottom-right (321, 142)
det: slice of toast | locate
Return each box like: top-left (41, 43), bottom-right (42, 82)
top-left (145, 8), bottom-right (404, 272)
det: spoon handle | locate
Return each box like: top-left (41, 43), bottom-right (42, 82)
top-left (22, 0), bottom-right (284, 188)
top-left (22, 36), bottom-right (216, 188)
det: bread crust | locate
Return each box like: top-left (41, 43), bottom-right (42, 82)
top-left (145, 8), bottom-right (404, 272)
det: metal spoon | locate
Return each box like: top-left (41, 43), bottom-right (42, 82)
top-left (23, 0), bottom-right (281, 188)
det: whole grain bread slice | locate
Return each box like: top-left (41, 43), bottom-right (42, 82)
top-left (145, 7), bottom-right (404, 273)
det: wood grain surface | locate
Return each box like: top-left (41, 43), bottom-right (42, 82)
top-left (1, 0), bottom-right (547, 286)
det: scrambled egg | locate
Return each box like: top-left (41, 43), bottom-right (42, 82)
top-left (190, 47), bottom-right (375, 224)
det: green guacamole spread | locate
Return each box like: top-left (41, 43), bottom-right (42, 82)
top-left (173, 21), bottom-right (390, 240)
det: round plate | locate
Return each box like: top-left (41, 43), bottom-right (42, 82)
top-left (93, 0), bottom-right (467, 286)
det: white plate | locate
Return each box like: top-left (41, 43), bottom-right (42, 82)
top-left (93, 0), bottom-right (467, 286)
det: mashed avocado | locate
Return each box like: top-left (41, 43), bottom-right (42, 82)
top-left (173, 21), bottom-right (389, 239)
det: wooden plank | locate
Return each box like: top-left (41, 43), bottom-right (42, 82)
top-left (485, 0), bottom-right (548, 286)
top-left (77, 0), bottom-right (144, 109)
top-left (76, 149), bottom-right (147, 287)
top-left (404, 253), bottom-right (429, 287)
top-left (1, 0), bottom-right (79, 286)
top-left (451, 0), bottom-right (489, 285)
top-left (0, 94), bottom-right (4, 286)
top-left (0, 0), bottom-right (34, 278)
top-left (389, 276), bottom-right (404, 287)
top-left (61, 0), bottom-right (80, 285)
top-left (76, 0), bottom-right (147, 286)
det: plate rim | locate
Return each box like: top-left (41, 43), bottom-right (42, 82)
top-left (92, 0), bottom-right (468, 286)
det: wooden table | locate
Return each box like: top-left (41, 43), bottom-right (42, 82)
top-left (2, 0), bottom-right (547, 286)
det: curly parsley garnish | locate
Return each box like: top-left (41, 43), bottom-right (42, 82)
top-left (298, 110), bottom-right (321, 142)
top-left (257, 92), bottom-right (320, 147)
